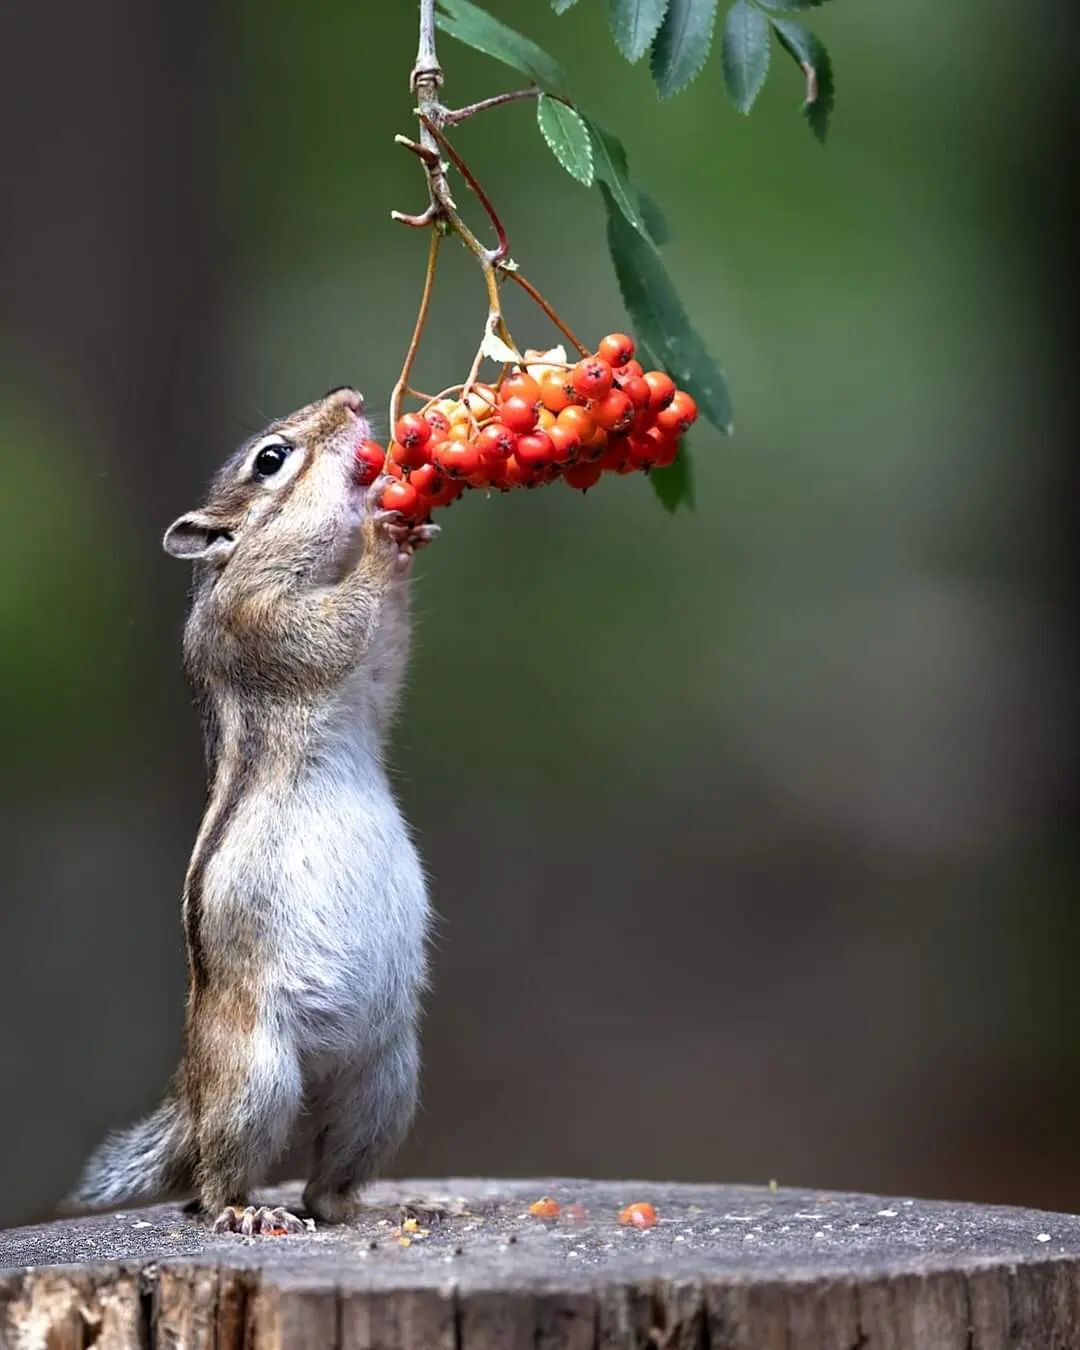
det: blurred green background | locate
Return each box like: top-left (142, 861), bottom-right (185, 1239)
top-left (1, 0), bottom-right (1076, 1227)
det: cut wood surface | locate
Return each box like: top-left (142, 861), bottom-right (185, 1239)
top-left (3, 1178), bottom-right (1080, 1347)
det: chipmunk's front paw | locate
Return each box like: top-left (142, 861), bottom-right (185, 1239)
top-left (211, 1204), bottom-right (308, 1237)
top-left (367, 476), bottom-right (440, 572)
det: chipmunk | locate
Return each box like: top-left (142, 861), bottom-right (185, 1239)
top-left (69, 387), bottom-right (436, 1234)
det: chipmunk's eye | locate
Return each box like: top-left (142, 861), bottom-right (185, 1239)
top-left (253, 442), bottom-right (291, 479)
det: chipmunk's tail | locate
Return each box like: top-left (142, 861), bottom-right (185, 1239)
top-left (66, 1095), bottom-right (195, 1212)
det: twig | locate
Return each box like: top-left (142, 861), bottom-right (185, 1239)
top-left (504, 271), bottom-right (589, 357)
top-left (419, 113), bottom-right (509, 265)
top-left (440, 87), bottom-right (541, 126)
top-left (389, 228), bottom-right (442, 430)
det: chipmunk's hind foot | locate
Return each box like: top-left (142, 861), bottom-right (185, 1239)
top-left (211, 1204), bottom-right (307, 1236)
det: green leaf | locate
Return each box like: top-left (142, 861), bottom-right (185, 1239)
top-left (758, 0), bottom-right (828, 9)
top-left (650, 0), bottom-right (719, 99)
top-left (602, 185), bottom-right (733, 436)
top-left (769, 16), bottom-right (833, 141)
top-left (608, 0), bottom-right (671, 64)
top-left (586, 118), bottom-right (649, 235)
top-left (636, 187), bottom-right (670, 246)
top-left (650, 443), bottom-right (696, 512)
top-left (721, 0), bottom-right (770, 114)
top-left (536, 94), bottom-right (594, 185)
top-left (435, 0), bottom-right (569, 95)
top-left (551, 0), bottom-right (581, 11)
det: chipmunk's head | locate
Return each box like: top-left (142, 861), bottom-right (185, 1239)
top-left (163, 386), bottom-right (371, 575)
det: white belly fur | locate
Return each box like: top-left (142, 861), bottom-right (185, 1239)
top-left (200, 684), bottom-right (429, 1065)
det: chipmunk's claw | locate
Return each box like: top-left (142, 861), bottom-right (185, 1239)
top-left (211, 1204), bottom-right (307, 1237)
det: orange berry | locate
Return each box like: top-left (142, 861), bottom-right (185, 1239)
top-left (563, 461), bottom-right (603, 492)
top-left (598, 333), bottom-right (635, 368)
top-left (556, 405), bottom-right (594, 440)
top-left (465, 384), bottom-right (498, 420)
top-left (548, 423), bottom-right (580, 464)
top-left (591, 389), bottom-right (635, 434)
top-left (615, 359), bottom-right (644, 382)
top-left (448, 420), bottom-right (473, 442)
top-left (656, 390), bottom-right (698, 434)
top-left (536, 407), bottom-right (557, 432)
top-left (433, 438), bottom-right (481, 479)
top-left (422, 478), bottom-right (464, 510)
top-left (618, 1202), bottom-right (657, 1230)
top-left (539, 371), bottom-right (576, 413)
top-left (504, 453), bottom-right (540, 488)
top-left (500, 371), bottom-right (542, 406)
top-left (528, 1197), bottom-right (561, 1219)
top-left (499, 395), bottom-right (539, 434)
top-left (642, 371), bottom-right (676, 412)
top-left (571, 357), bottom-right (613, 401)
top-left (620, 375), bottom-right (652, 409)
top-left (647, 426), bottom-right (679, 468)
top-left (353, 440), bottom-right (385, 486)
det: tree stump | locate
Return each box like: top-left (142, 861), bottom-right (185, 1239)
top-left (2, 1179), bottom-right (1080, 1347)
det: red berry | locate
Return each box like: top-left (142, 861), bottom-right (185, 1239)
top-left (499, 395), bottom-right (539, 434)
top-left (563, 461), bottom-right (603, 492)
top-left (353, 440), bottom-right (385, 486)
top-left (642, 371), bottom-right (676, 412)
top-left (433, 438), bottom-right (481, 479)
top-left (514, 430), bottom-right (554, 470)
top-left (476, 422), bottom-right (517, 460)
top-left (571, 357), bottom-right (613, 401)
top-left (504, 454), bottom-right (539, 488)
top-left (648, 427), bottom-right (679, 468)
top-left (424, 408), bottom-right (452, 438)
top-left (591, 389), bottom-right (635, 434)
top-left (409, 462), bottom-right (446, 496)
top-left (656, 390), bottom-right (698, 434)
top-left (621, 375), bottom-right (652, 409)
top-left (394, 413), bottom-right (432, 453)
top-left (600, 438), bottom-right (632, 473)
top-left (500, 371), bottom-right (542, 406)
top-left (422, 479), bottom-right (464, 510)
top-left (539, 371), bottom-right (577, 413)
top-left (614, 359), bottom-right (644, 382)
top-left (390, 436), bottom-right (430, 471)
top-left (548, 423), bottom-right (580, 464)
top-left (379, 479), bottom-right (422, 521)
top-left (598, 333), bottom-right (635, 368)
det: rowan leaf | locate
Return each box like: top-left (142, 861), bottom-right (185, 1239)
top-left (650, 0), bottom-right (719, 99)
top-left (435, 0), bottom-right (569, 95)
top-left (758, 0), bottom-right (829, 9)
top-left (602, 185), bottom-right (733, 436)
top-left (636, 187), bottom-right (670, 246)
top-left (586, 118), bottom-right (649, 235)
top-left (536, 95), bottom-right (594, 185)
top-left (770, 15), bottom-right (833, 141)
top-left (608, 0), bottom-right (671, 64)
top-left (551, 0), bottom-right (581, 11)
top-left (650, 443), bottom-right (696, 512)
top-left (721, 0), bottom-right (771, 114)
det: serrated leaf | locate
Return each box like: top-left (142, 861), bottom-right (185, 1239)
top-left (435, 0), bottom-right (569, 95)
top-left (602, 185), bottom-right (733, 436)
top-left (586, 118), bottom-right (649, 235)
top-left (650, 443), bottom-right (696, 512)
top-left (536, 95), bottom-right (594, 186)
top-left (650, 0), bottom-right (719, 99)
top-left (758, 0), bottom-right (828, 10)
top-left (551, 0), bottom-right (581, 11)
top-left (608, 0), bottom-right (671, 63)
top-left (770, 16), bottom-right (833, 141)
top-left (721, 0), bottom-right (770, 114)
top-left (636, 187), bottom-right (670, 246)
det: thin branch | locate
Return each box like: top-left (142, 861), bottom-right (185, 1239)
top-left (440, 87), bottom-right (540, 125)
top-left (504, 271), bottom-right (589, 357)
top-left (418, 113), bottom-right (509, 265)
top-left (389, 228), bottom-right (442, 430)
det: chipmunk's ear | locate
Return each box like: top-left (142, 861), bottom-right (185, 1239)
top-left (163, 511), bottom-right (237, 562)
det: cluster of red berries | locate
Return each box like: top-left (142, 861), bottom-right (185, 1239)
top-left (353, 333), bottom-right (698, 524)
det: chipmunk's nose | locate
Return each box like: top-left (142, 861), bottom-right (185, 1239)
top-left (325, 386), bottom-right (364, 415)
